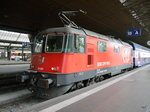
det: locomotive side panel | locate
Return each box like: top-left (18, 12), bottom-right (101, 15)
top-left (63, 35), bottom-right (133, 75)
top-left (86, 36), bottom-right (133, 75)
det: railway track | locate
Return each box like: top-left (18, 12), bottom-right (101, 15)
top-left (0, 71), bottom-right (25, 88)
top-left (0, 83), bottom-right (26, 93)
top-left (0, 77), bottom-right (25, 91)
top-left (0, 90), bottom-right (46, 112)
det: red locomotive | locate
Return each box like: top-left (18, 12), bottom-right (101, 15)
top-left (19, 10), bottom-right (133, 98)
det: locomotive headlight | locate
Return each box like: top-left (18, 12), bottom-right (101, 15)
top-left (51, 66), bottom-right (59, 71)
top-left (30, 65), bottom-right (34, 69)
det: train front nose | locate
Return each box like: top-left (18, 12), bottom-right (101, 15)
top-left (31, 54), bottom-right (45, 69)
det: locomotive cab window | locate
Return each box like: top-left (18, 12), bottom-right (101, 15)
top-left (97, 41), bottom-right (106, 52)
top-left (74, 34), bottom-right (85, 53)
top-left (34, 33), bottom-right (86, 53)
top-left (46, 33), bottom-right (64, 53)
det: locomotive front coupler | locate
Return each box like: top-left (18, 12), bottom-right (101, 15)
top-left (17, 70), bottom-right (54, 89)
top-left (16, 70), bottom-right (37, 83)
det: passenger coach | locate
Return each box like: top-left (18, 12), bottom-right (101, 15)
top-left (129, 41), bottom-right (150, 67)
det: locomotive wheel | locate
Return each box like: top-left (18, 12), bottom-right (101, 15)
top-left (99, 76), bottom-right (104, 81)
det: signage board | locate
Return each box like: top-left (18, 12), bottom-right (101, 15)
top-left (22, 42), bottom-right (27, 46)
top-left (126, 29), bottom-right (141, 36)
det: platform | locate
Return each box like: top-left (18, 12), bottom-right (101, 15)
top-left (0, 64), bottom-right (30, 75)
top-left (0, 59), bottom-right (30, 65)
top-left (24, 64), bottom-right (150, 112)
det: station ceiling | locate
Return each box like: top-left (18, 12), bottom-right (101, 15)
top-left (0, 0), bottom-right (150, 48)
top-left (0, 30), bottom-right (30, 48)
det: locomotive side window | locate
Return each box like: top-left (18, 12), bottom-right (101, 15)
top-left (97, 41), bottom-right (106, 52)
top-left (34, 34), bottom-right (46, 53)
top-left (114, 45), bottom-right (120, 53)
top-left (74, 35), bottom-right (85, 53)
top-left (46, 33), bottom-right (64, 53)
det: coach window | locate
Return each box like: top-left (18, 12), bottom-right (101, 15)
top-left (74, 34), bottom-right (85, 53)
top-left (97, 41), bottom-right (106, 52)
top-left (114, 45), bottom-right (120, 53)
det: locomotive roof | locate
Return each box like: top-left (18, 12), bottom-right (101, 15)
top-left (42, 27), bottom-right (130, 47)
top-left (42, 27), bottom-right (85, 35)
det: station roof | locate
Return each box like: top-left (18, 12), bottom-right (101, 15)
top-left (0, 30), bottom-right (30, 47)
top-left (0, 0), bottom-right (150, 48)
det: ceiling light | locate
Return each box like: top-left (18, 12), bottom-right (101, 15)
top-left (119, 0), bottom-right (126, 4)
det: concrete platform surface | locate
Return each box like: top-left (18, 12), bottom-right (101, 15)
top-left (24, 65), bottom-right (150, 112)
top-left (0, 64), bottom-right (29, 75)
top-left (0, 59), bottom-right (30, 65)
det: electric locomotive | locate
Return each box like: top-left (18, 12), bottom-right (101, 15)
top-left (18, 10), bottom-right (133, 98)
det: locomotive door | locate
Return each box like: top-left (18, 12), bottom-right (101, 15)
top-left (87, 43), bottom-right (95, 67)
